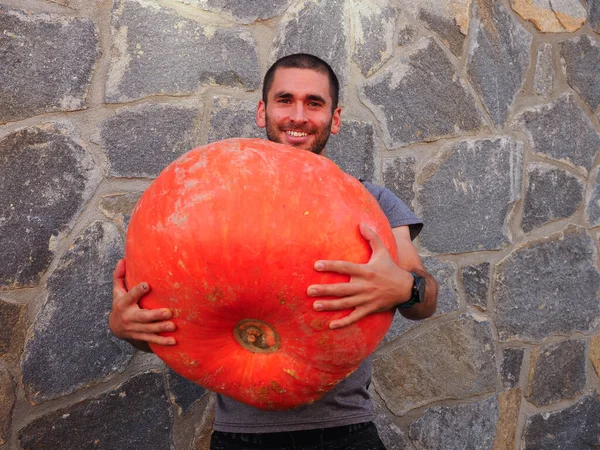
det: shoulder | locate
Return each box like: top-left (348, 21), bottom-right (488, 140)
top-left (359, 179), bottom-right (406, 208)
top-left (360, 180), bottom-right (396, 202)
top-left (360, 179), bottom-right (423, 241)
top-left (360, 180), bottom-right (382, 195)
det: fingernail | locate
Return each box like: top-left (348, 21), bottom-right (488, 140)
top-left (308, 288), bottom-right (317, 296)
top-left (168, 338), bottom-right (176, 345)
top-left (315, 262), bottom-right (324, 271)
top-left (162, 310), bottom-right (171, 319)
top-left (141, 282), bottom-right (148, 290)
top-left (165, 323), bottom-right (175, 331)
top-left (330, 323), bottom-right (339, 329)
top-left (314, 302), bottom-right (323, 311)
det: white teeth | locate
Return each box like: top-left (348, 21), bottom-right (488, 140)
top-left (287, 131), bottom-right (308, 137)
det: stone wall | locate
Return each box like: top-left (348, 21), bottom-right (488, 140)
top-left (1, 0), bottom-right (599, 449)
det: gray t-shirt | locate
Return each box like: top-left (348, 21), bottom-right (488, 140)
top-left (213, 181), bottom-right (422, 433)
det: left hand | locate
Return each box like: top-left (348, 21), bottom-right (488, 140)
top-left (307, 223), bottom-right (414, 329)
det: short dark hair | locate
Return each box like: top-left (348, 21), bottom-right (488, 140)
top-left (262, 53), bottom-right (340, 111)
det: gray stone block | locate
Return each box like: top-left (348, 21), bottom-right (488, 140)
top-left (461, 262), bottom-right (490, 310)
top-left (101, 103), bottom-right (200, 178)
top-left (326, 121), bottom-right (376, 181)
top-left (533, 43), bottom-right (554, 98)
top-left (398, 0), bottom-right (471, 55)
top-left (523, 393), bottom-right (600, 450)
top-left (517, 94), bottom-right (600, 174)
top-left (0, 299), bottom-right (27, 364)
top-left (372, 394), bottom-right (410, 450)
top-left (176, 0), bottom-right (293, 24)
top-left (374, 315), bottom-right (497, 415)
top-left (398, 27), bottom-right (417, 47)
top-left (166, 368), bottom-right (206, 415)
top-left (526, 340), bottom-right (586, 407)
top-left (106, 0), bottom-right (260, 103)
top-left (0, 5), bottom-right (97, 124)
top-left (410, 395), bottom-right (498, 450)
top-left (560, 35), bottom-right (600, 111)
top-left (49, 0), bottom-right (80, 7)
top-left (522, 162), bottom-right (584, 233)
top-left (21, 222), bottom-right (134, 404)
top-left (360, 38), bottom-right (482, 148)
top-left (585, 166), bottom-right (600, 227)
top-left (501, 347), bottom-right (524, 389)
top-left (467, 2), bottom-right (532, 127)
top-left (418, 9), bottom-right (465, 56)
top-left (383, 257), bottom-right (458, 343)
top-left (0, 368), bottom-right (15, 447)
top-left (590, 0), bottom-right (600, 34)
top-left (592, 336), bottom-right (600, 379)
top-left (418, 138), bottom-right (523, 254)
top-left (494, 225), bottom-right (600, 342)
top-left (0, 123), bottom-right (101, 289)
top-left (18, 371), bottom-right (173, 450)
top-left (397, 15), bottom-right (418, 47)
top-left (98, 192), bottom-right (143, 231)
top-left (272, 0), bottom-right (349, 96)
top-left (208, 96), bottom-right (265, 143)
top-left (422, 257), bottom-right (460, 318)
top-left (383, 156), bottom-right (416, 208)
top-left (351, 1), bottom-right (397, 76)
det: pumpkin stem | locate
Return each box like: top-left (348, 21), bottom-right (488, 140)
top-left (234, 319), bottom-right (281, 353)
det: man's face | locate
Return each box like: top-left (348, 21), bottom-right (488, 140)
top-left (256, 67), bottom-right (341, 155)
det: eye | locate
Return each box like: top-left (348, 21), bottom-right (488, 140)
top-left (308, 101), bottom-right (323, 107)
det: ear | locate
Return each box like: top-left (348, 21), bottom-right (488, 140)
top-left (256, 100), bottom-right (266, 128)
top-left (330, 106), bottom-right (341, 135)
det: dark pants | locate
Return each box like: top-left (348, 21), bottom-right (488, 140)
top-left (209, 422), bottom-right (387, 450)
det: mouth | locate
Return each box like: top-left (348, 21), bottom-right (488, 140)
top-left (285, 130), bottom-right (310, 137)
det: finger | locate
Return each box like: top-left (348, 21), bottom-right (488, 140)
top-left (113, 259), bottom-right (126, 278)
top-left (307, 282), bottom-right (363, 298)
top-left (129, 332), bottom-right (177, 346)
top-left (128, 319), bottom-right (176, 334)
top-left (359, 223), bottom-right (385, 255)
top-left (112, 259), bottom-right (127, 293)
top-left (118, 282), bottom-right (150, 306)
top-left (314, 260), bottom-right (364, 276)
top-left (313, 296), bottom-right (364, 312)
top-left (329, 308), bottom-right (369, 329)
top-left (137, 308), bottom-right (173, 322)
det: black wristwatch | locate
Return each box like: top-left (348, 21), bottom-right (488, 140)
top-left (398, 273), bottom-right (426, 309)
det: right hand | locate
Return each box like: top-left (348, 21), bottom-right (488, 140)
top-left (109, 259), bottom-right (177, 349)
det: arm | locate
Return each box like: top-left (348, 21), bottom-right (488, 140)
top-left (108, 259), bottom-right (177, 352)
top-left (390, 225), bottom-right (437, 320)
top-left (307, 223), bottom-right (438, 328)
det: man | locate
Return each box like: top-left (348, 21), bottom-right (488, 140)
top-left (110, 53), bottom-right (438, 450)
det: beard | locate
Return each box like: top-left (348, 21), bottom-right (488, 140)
top-left (264, 115), bottom-right (333, 155)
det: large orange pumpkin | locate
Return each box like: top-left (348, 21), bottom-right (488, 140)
top-left (125, 138), bottom-right (398, 410)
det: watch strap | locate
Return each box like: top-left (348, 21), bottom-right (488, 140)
top-left (398, 272), bottom-right (423, 309)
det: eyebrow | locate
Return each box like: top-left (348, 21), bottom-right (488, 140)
top-left (273, 91), bottom-right (328, 105)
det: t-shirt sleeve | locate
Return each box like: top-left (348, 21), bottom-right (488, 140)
top-left (362, 181), bottom-right (423, 241)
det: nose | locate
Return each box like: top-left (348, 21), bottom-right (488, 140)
top-left (290, 102), bottom-right (308, 123)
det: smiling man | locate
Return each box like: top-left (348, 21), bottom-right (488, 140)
top-left (110, 54), bottom-right (438, 450)
top-left (257, 59), bottom-right (341, 154)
